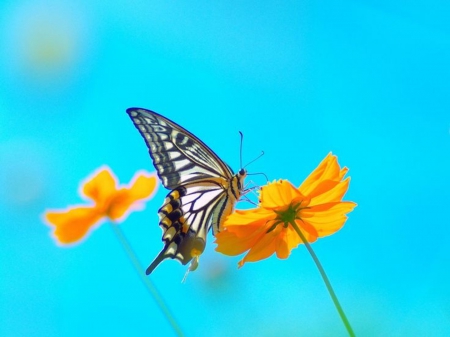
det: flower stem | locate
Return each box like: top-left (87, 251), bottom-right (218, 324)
top-left (109, 223), bottom-right (184, 337)
top-left (289, 220), bottom-right (355, 337)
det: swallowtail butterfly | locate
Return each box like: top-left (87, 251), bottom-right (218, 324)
top-left (127, 108), bottom-right (246, 274)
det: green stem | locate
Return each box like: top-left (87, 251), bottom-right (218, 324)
top-left (109, 223), bottom-right (184, 337)
top-left (289, 220), bottom-right (355, 337)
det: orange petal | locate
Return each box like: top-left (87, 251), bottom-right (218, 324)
top-left (309, 178), bottom-right (351, 205)
top-left (81, 167), bottom-right (118, 205)
top-left (215, 225), bottom-right (267, 256)
top-left (307, 179), bottom-right (340, 199)
top-left (224, 207), bottom-right (275, 228)
top-left (107, 173), bottom-right (158, 221)
top-left (44, 206), bottom-right (103, 244)
top-left (297, 223), bottom-right (319, 243)
top-left (238, 227), bottom-right (281, 267)
top-left (286, 225), bottom-right (308, 249)
top-left (275, 225), bottom-right (307, 259)
top-left (299, 153), bottom-right (342, 196)
top-left (296, 218), bottom-right (319, 239)
top-left (260, 180), bottom-right (304, 209)
top-left (224, 221), bottom-right (267, 239)
top-left (303, 201), bottom-right (356, 215)
top-left (301, 201), bottom-right (356, 237)
top-left (339, 167), bottom-right (349, 180)
top-left (274, 227), bottom-right (292, 259)
top-left (126, 172), bottom-right (159, 200)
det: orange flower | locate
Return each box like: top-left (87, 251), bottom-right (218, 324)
top-left (215, 153), bottom-right (356, 267)
top-left (44, 166), bottom-right (158, 244)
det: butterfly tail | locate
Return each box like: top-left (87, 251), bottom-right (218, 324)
top-left (146, 250), bottom-right (167, 275)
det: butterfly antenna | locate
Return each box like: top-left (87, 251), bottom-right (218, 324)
top-left (243, 151), bottom-right (265, 169)
top-left (247, 172), bottom-right (269, 182)
top-left (239, 131), bottom-right (244, 168)
top-left (242, 194), bottom-right (258, 206)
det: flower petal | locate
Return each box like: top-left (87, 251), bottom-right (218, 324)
top-left (296, 219), bottom-right (319, 240)
top-left (275, 227), bottom-right (293, 259)
top-left (276, 225), bottom-right (311, 259)
top-left (224, 207), bottom-right (275, 228)
top-left (299, 153), bottom-right (343, 196)
top-left (238, 227), bottom-right (282, 267)
top-left (339, 167), bottom-right (349, 180)
top-left (81, 167), bottom-right (117, 204)
top-left (215, 225), bottom-right (266, 256)
top-left (309, 178), bottom-right (351, 205)
top-left (107, 173), bottom-right (158, 221)
top-left (126, 172), bottom-right (159, 200)
top-left (302, 201), bottom-right (356, 237)
top-left (44, 206), bottom-right (102, 244)
top-left (260, 180), bottom-right (304, 209)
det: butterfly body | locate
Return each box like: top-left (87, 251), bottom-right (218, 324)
top-left (126, 108), bottom-right (246, 274)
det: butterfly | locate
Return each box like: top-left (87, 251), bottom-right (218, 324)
top-left (127, 108), bottom-right (247, 275)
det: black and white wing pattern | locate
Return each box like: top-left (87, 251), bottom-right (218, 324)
top-left (126, 108), bottom-right (247, 275)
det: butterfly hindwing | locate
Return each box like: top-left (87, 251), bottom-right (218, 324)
top-left (126, 108), bottom-right (246, 274)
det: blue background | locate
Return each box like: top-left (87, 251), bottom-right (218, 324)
top-left (1, 1), bottom-right (449, 336)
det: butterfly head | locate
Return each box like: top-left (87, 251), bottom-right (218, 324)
top-left (235, 168), bottom-right (247, 192)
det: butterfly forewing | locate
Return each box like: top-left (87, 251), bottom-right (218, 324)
top-left (126, 108), bottom-right (246, 275)
top-left (128, 108), bottom-right (233, 189)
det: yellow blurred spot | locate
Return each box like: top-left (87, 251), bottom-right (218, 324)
top-left (3, 2), bottom-right (92, 86)
top-left (25, 22), bottom-right (75, 73)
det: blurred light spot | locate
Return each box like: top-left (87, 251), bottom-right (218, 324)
top-left (1, 1), bottom-right (92, 90)
top-left (197, 254), bottom-right (234, 291)
top-left (21, 18), bottom-right (77, 79)
top-left (0, 139), bottom-right (49, 207)
top-left (202, 258), bottom-right (228, 280)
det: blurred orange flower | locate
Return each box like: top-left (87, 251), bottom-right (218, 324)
top-left (44, 166), bottom-right (158, 244)
top-left (215, 153), bottom-right (356, 267)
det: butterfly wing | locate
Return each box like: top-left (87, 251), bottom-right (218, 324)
top-left (126, 108), bottom-right (244, 274)
top-left (127, 108), bottom-right (234, 189)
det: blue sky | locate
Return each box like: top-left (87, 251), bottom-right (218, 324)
top-left (1, 1), bottom-right (449, 336)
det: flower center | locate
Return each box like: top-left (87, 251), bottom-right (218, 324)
top-left (276, 202), bottom-right (304, 223)
top-left (266, 202), bottom-right (306, 233)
